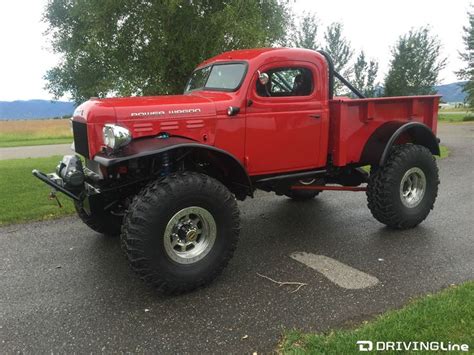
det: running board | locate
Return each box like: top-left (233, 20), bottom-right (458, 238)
top-left (255, 169), bottom-right (327, 184)
top-left (291, 185), bottom-right (367, 192)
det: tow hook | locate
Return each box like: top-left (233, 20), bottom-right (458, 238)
top-left (49, 190), bottom-right (63, 208)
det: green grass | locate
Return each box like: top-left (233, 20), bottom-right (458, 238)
top-left (281, 282), bottom-right (474, 354)
top-left (0, 135), bottom-right (72, 147)
top-left (438, 112), bottom-right (474, 122)
top-left (439, 145), bottom-right (449, 159)
top-left (0, 156), bottom-right (75, 226)
top-left (0, 119), bottom-right (72, 147)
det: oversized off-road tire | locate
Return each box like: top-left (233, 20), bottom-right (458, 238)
top-left (74, 201), bottom-right (123, 236)
top-left (284, 190), bottom-right (321, 201)
top-left (121, 172), bottom-right (240, 294)
top-left (367, 144), bottom-right (439, 229)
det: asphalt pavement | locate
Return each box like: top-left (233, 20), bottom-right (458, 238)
top-left (0, 143), bottom-right (72, 160)
top-left (0, 123), bottom-right (473, 353)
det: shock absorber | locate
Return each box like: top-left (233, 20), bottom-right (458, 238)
top-left (161, 151), bottom-right (172, 176)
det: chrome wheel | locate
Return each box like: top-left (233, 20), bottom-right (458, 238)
top-left (399, 167), bottom-right (426, 208)
top-left (163, 206), bottom-right (216, 264)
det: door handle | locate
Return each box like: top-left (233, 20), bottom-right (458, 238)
top-left (309, 114), bottom-right (321, 119)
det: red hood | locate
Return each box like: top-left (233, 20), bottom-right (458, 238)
top-left (73, 92), bottom-right (237, 158)
top-left (77, 95), bottom-right (216, 123)
top-left (83, 94), bottom-right (217, 122)
top-left (76, 92), bottom-right (239, 123)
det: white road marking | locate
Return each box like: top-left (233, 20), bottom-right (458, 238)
top-left (290, 252), bottom-right (380, 289)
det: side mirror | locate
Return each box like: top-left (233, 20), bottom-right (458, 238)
top-left (258, 71), bottom-right (269, 85)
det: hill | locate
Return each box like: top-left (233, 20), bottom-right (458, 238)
top-left (0, 100), bottom-right (75, 120)
top-left (435, 82), bottom-right (467, 103)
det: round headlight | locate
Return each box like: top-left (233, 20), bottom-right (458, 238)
top-left (102, 124), bottom-right (131, 150)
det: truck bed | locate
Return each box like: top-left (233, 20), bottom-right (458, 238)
top-left (328, 95), bottom-right (440, 166)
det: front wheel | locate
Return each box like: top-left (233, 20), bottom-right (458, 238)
top-left (367, 144), bottom-right (439, 229)
top-left (121, 172), bottom-right (240, 294)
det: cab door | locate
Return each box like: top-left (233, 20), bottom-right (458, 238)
top-left (245, 61), bottom-right (326, 175)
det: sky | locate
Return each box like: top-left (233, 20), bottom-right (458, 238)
top-left (0, 0), bottom-right (470, 101)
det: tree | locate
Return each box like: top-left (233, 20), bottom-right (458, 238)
top-left (384, 27), bottom-right (446, 96)
top-left (44, 0), bottom-right (291, 104)
top-left (456, 9), bottom-right (474, 109)
top-left (353, 51), bottom-right (379, 97)
top-left (290, 12), bottom-right (319, 49)
top-left (322, 23), bottom-right (354, 95)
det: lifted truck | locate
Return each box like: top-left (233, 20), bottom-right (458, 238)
top-left (34, 48), bottom-right (440, 294)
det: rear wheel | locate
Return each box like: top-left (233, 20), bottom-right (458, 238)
top-left (367, 144), bottom-right (439, 229)
top-left (284, 178), bottom-right (321, 200)
top-left (121, 172), bottom-right (240, 294)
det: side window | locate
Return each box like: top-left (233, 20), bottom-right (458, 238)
top-left (256, 67), bottom-right (313, 97)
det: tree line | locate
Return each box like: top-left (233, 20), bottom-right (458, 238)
top-left (44, 0), bottom-right (472, 108)
top-left (456, 7), bottom-right (473, 109)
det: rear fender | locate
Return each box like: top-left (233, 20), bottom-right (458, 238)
top-left (360, 122), bottom-right (440, 166)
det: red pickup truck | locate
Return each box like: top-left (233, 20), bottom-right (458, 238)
top-left (34, 48), bottom-right (440, 294)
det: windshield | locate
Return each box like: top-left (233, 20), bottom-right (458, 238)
top-left (185, 63), bottom-right (246, 93)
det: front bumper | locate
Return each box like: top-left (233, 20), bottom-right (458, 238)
top-left (32, 167), bottom-right (110, 219)
top-left (32, 170), bottom-right (81, 201)
top-left (32, 154), bottom-right (101, 203)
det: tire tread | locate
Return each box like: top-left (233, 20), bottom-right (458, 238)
top-left (121, 171), bottom-right (240, 294)
top-left (367, 144), bottom-right (439, 229)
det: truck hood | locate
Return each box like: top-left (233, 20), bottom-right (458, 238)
top-left (73, 92), bottom-right (239, 158)
top-left (92, 94), bottom-right (217, 122)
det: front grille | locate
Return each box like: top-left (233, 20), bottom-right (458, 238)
top-left (72, 120), bottom-right (89, 158)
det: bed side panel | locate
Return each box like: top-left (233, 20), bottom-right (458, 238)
top-left (329, 96), bottom-right (439, 166)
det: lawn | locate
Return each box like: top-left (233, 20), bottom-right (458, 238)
top-left (0, 156), bottom-right (75, 225)
top-left (281, 282), bottom-right (474, 354)
top-left (439, 145), bottom-right (449, 159)
top-left (438, 109), bottom-right (474, 123)
top-left (0, 119), bottom-right (72, 147)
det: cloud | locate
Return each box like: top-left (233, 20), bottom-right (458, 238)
top-left (0, 0), bottom-right (469, 100)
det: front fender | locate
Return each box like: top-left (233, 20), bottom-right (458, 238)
top-left (94, 136), bottom-right (203, 166)
top-left (93, 136), bottom-right (252, 198)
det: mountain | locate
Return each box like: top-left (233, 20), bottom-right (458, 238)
top-left (0, 100), bottom-right (75, 120)
top-left (435, 82), bottom-right (467, 103)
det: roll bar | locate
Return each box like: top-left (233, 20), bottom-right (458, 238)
top-left (317, 50), bottom-right (366, 99)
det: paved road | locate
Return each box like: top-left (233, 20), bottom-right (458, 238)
top-left (0, 143), bottom-right (72, 160)
top-left (1, 124), bottom-right (473, 353)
